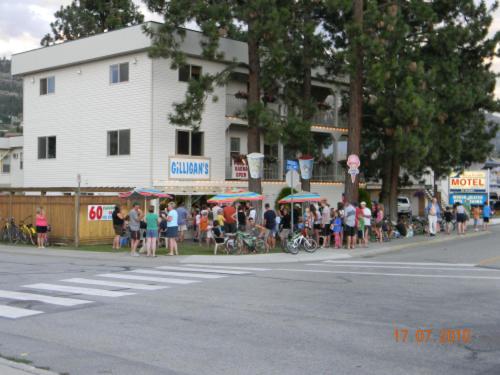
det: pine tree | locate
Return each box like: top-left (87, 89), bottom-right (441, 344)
top-left (41, 0), bottom-right (144, 46)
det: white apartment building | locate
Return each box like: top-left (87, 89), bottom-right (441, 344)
top-left (12, 23), bottom-right (348, 205)
top-left (0, 136), bottom-right (23, 188)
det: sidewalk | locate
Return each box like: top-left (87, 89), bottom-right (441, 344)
top-left (0, 358), bottom-right (57, 375)
top-left (0, 227), bottom-right (494, 265)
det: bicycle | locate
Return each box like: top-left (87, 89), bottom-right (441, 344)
top-left (18, 215), bottom-right (36, 245)
top-left (0, 217), bottom-right (21, 244)
top-left (285, 231), bottom-right (318, 255)
top-left (228, 231), bottom-right (267, 255)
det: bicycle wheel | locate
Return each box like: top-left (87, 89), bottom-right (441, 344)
top-left (9, 227), bottom-right (20, 244)
top-left (303, 238), bottom-right (318, 253)
top-left (286, 239), bottom-right (299, 255)
top-left (19, 230), bottom-right (28, 244)
top-left (255, 239), bottom-right (266, 253)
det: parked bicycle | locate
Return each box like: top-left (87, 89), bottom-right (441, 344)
top-left (285, 231), bottom-right (318, 255)
top-left (0, 217), bottom-right (21, 244)
top-left (19, 215), bottom-right (36, 245)
top-left (228, 231), bottom-right (267, 254)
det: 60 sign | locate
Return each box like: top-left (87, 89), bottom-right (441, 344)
top-left (87, 205), bottom-right (114, 221)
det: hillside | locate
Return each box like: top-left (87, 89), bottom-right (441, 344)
top-left (0, 57), bottom-right (22, 126)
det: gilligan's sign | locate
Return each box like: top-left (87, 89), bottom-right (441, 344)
top-left (449, 171), bottom-right (487, 194)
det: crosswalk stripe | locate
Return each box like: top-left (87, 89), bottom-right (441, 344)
top-left (0, 305), bottom-right (43, 319)
top-left (0, 290), bottom-right (93, 306)
top-left (274, 268), bottom-right (500, 280)
top-left (23, 284), bottom-right (135, 297)
top-left (61, 278), bottom-right (169, 291)
top-left (323, 260), bottom-right (477, 267)
top-left (130, 269), bottom-right (226, 279)
top-left (185, 264), bottom-right (271, 272)
top-left (308, 264), bottom-right (490, 272)
top-left (99, 273), bottom-right (200, 285)
top-left (156, 266), bottom-right (251, 275)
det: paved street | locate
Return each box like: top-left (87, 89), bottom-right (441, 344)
top-left (1, 228), bottom-right (500, 374)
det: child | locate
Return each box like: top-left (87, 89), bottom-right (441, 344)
top-left (331, 214), bottom-right (343, 249)
top-left (357, 214), bottom-right (365, 247)
top-left (193, 209), bottom-right (201, 242)
top-left (199, 211), bottom-right (209, 246)
top-left (216, 209), bottom-right (225, 229)
top-left (472, 205), bottom-right (480, 232)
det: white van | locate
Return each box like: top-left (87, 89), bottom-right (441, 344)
top-left (397, 196), bottom-right (411, 215)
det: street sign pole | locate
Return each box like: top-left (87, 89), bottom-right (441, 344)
top-left (291, 171), bottom-right (294, 233)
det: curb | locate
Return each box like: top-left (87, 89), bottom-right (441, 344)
top-left (179, 253), bottom-right (352, 264)
top-left (0, 358), bottom-right (58, 375)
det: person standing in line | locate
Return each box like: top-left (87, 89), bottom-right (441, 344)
top-left (482, 201), bottom-right (493, 231)
top-left (443, 206), bottom-right (453, 234)
top-left (471, 205), bottom-right (480, 232)
top-left (357, 208), bottom-right (365, 247)
top-left (176, 201), bottom-right (189, 243)
top-left (310, 205), bottom-right (321, 246)
top-left (237, 205), bottom-right (246, 232)
top-left (361, 201), bottom-right (371, 247)
top-left (128, 203), bottom-right (143, 256)
top-left (35, 206), bottom-right (48, 249)
top-left (223, 203), bottom-right (237, 233)
top-left (198, 210), bottom-right (209, 247)
top-left (426, 197), bottom-right (440, 236)
top-left (331, 211), bottom-right (343, 249)
top-left (337, 202), bottom-right (345, 246)
top-left (375, 203), bottom-right (384, 243)
top-left (455, 202), bottom-right (466, 235)
top-left (344, 202), bottom-right (357, 249)
top-left (112, 205), bottom-right (125, 250)
top-left (166, 202), bottom-right (179, 255)
top-left (263, 203), bottom-right (277, 250)
top-left (279, 207), bottom-right (291, 246)
top-left (145, 205), bottom-right (160, 257)
top-left (248, 204), bottom-right (257, 226)
top-left (320, 200), bottom-right (331, 247)
top-left (211, 203), bottom-right (221, 224)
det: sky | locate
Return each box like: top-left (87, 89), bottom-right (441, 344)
top-left (0, 0), bottom-right (499, 95)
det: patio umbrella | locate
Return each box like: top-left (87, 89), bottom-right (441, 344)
top-left (278, 192), bottom-right (322, 203)
top-left (118, 188), bottom-right (172, 200)
top-left (207, 189), bottom-right (263, 204)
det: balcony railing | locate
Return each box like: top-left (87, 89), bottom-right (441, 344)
top-left (311, 164), bottom-right (345, 182)
top-left (311, 111), bottom-right (348, 128)
top-left (226, 94), bottom-right (283, 119)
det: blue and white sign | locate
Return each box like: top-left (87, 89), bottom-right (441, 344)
top-left (449, 193), bottom-right (487, 205)
top-left (286, 160), bottom-right (299, 172)
top-left (169, 157), bottom-right (210, 180)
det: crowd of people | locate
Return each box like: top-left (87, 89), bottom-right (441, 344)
top-left (110, 197), bottom-right (495, 256)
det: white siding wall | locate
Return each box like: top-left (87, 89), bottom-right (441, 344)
top-left (152, 57), bottom-right (227, 184)
top-left (23, 52), bottom-right (152, 187)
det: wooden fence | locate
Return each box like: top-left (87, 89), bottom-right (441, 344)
top-left (0, 195), bottom-right (129, 245)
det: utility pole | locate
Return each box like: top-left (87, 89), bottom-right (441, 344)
top-left (345, 0), bottom-right (363, 203)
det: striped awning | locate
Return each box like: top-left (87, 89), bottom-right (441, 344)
top-left (279, 192), bottom-right (322, 203)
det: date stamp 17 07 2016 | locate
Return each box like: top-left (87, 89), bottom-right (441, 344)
top-left (394, 328), bottom-right (471, 344)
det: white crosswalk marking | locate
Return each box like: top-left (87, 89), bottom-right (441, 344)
top-left (274, 268), bottom-right (500, 280)
top-left (99, 273), bottom-right (200, 285)
top-left (322, 260), bottom-right (477, 267)
top-left (156, 266), bottom-right (251, 275)
top-left (0, 305), bottom-right (43, 319)
top-left (185, 264), bottom-right (271, 271)
top-left (61, 278), bottom-right (169, 291)
top-left (0, 290), bottom-right (93, 306)
top-left (23, 283), bottom-right (135, 297)
top-left (308, 264), bottom-right (489, 271)
top-left (130, 269), bottom-right (226, 279)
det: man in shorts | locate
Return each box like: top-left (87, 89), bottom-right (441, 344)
top-left (344, 202), bottom-right (356, 249)
top-left (176, 201), bottom-right (189, 242)
top-left (482, 202), bottom-right (493, 231)
top-left (263, 203), bottom-right (277, 250)
top-left (128, 202), bottom-right (143, 257)
top-left (320, 200), bottom-right (331, 247)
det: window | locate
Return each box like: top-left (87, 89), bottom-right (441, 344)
top-left (38, 136), bottom-right (56, 159)
top-left (178, 64), bottom-right (202, 82)
top-left (110, 63), bottom-right (129, 84)
top-left (40, 76), bottom-right (55, 95)
top-left (107, 129), bottom-right (130, 156)
top-left (176, 130), bottom-right (204, 156)
top-left (230, 137), bottom-right (241, 159)
top-left (20, 152), bottom-right (23, 170)
top-left (2, 155), bottom-right (10, 174)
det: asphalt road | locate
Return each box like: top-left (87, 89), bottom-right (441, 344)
top-left (1, 228), bottom-right (500, 375)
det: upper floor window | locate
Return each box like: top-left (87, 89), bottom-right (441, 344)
top-left (20, 152), bottom-right (23, 170)
top-left (38, 136), bottom-right (56, 159)
top-left (230, 137), bottom-right (241, 159)
top-left (107, 129), bottom-right (130, 156)
top-left (40, 76), bottom-right (55, 95)
top-left (176, 130), bottom-right (203, 156)
top-left (110, 63), bottom-right (129, 84)
top-left (178, 64), bottom-right (202, 82)
top-left (2, 155), bottom-right (10, 174)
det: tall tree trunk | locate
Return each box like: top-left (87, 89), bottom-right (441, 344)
top-left (380, 149), bottom-right (392, 206)
top-left (247, 20), bottom-right (262, 195)
top-left (301, 13), bottom-right (312, 193)
top-left (345, 0), bottom-right (363, 203)
top-left (388, 154), bottom-right (400, 222)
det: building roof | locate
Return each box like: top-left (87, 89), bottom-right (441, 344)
top-left (11, 22), bottom-right (348, 84)
top-left (0, 136), bottom-right (23, 149)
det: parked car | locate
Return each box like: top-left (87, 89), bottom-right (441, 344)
top-left (397, 196), bottom-right (412, 215)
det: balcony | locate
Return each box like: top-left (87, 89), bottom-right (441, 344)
top-left (312, 111), bottom-right (347, 128)
top-left (226, 94), bottom-right (283, 120)
top-left (311, 163), bottom-right (345, 182)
